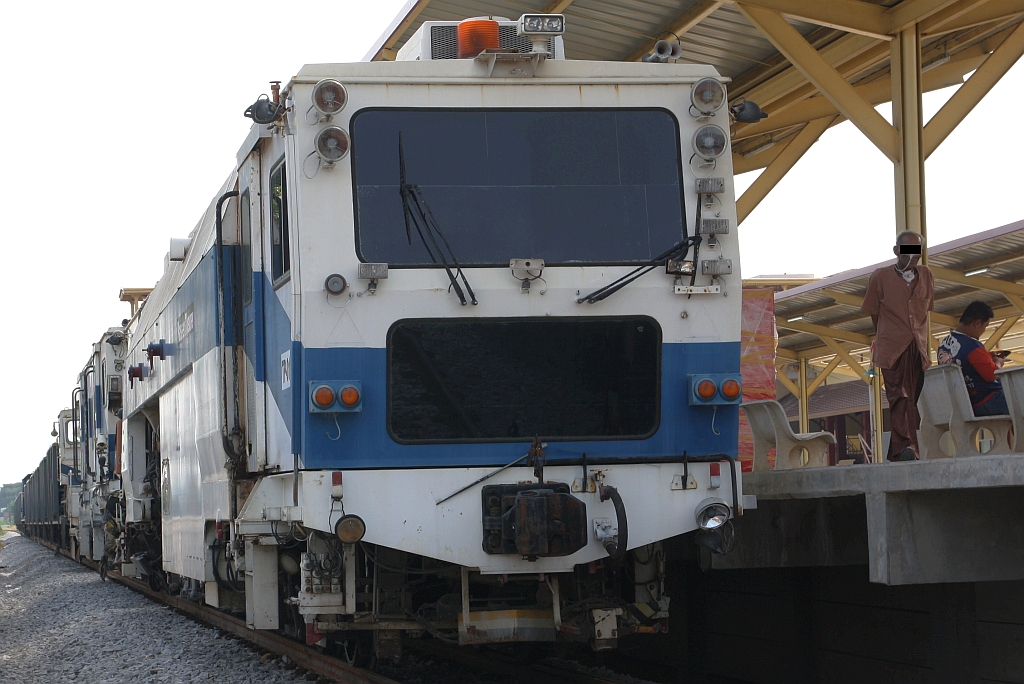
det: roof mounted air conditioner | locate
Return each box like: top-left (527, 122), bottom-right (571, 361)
top-left (397, 19), bottom-right (566, 62)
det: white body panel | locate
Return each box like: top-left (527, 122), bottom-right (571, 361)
top-left (281, 66), bottom-right (741, 353)
top-left (159, 351), bottom-right (231, 581)
top-left (239, 461), bottom-right (735, 574)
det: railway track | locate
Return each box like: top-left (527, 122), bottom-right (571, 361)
top-left (29, 536), bottom-right (654, 684)
top-left (30, 536), bottom-right (399, 684)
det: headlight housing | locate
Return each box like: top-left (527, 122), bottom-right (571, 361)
top-left (518, 13), bottom-right (565, 35)
top-left (692, 124), bottom-right (728, 160)
top-left (695, 497), bottom-right (731, 531)
top-left (315, 126), bottom-right (351, 165)
top-left (312, 79), bottom-right (348, 117)
top-left (691, 78), bottom-right (726, 115)
top-left (335, 514), bottom-right (366, 544)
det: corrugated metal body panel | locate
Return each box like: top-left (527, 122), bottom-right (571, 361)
top-left (161, 370), bottom-right (216, 582)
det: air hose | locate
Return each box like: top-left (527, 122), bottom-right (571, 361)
top-left (599, 485), bottom-right (628, 561)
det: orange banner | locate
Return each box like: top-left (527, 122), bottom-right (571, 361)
top-left (739, 289), bottom-right (778, 471)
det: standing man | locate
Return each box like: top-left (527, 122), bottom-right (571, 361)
top-left (862, 231), bottom-right (935, 461)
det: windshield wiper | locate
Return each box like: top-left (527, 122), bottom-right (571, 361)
top-left (399, 134), bottom-right (478, 306)
top-left (577, 234), bottom-right (701, 304)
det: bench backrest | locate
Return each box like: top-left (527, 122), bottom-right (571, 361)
top-left (920, 364), bottom-right (973, 425)
top-left (742, 400), bottom-right (794, 442)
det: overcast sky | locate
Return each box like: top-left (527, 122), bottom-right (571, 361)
top-left (1, 2), bottom-right (1021, 484)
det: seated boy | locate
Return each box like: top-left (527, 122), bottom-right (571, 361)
top-left (937, 300), bottom-right (1009, 416)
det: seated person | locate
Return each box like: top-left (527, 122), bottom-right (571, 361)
top-left (937, 300), bottom-right (1009, 416)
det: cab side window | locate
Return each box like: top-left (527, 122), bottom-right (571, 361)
top-left (270, 161), bottom-right (290, 284)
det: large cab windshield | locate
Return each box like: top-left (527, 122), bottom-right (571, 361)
top-left (352, 108), bottom-right (686, 267)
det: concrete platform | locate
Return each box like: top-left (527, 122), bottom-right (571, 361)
top-left (715, 453), bottom-right (1024, 585)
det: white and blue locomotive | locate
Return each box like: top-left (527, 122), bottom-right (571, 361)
top-left (22, 14), bottom-right (746, 657)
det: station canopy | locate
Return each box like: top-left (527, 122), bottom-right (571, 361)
top-left (772, 218), bottom-right (1024, 401)
top-left (366, 0), bottom-right (1024, 222)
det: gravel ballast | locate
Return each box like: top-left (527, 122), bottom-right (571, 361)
top-left (0, 534), bottom-right (309, 684)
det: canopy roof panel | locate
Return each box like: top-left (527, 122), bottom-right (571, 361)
top-left (365, 0), bottom-right (1024, 169)
top-left (773, 218), bottom-right (1024, 362)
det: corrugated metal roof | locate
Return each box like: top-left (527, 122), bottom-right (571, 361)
top-left (367, 0), bottom-right (816, 73)
top-left (365, 1), bottom-right (1024, 164)
top-left (779, 379), bottom-right (888, 420)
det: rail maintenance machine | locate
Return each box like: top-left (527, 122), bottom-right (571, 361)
top-left (119, 13), bottom-right (748, 658)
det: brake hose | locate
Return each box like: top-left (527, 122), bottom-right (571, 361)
top-left (599, 485), bottom-right (628, 561)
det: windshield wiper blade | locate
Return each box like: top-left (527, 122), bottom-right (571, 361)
top-left (577, 235), bottom-right (701, 304)
top-left (398, 134), bottom-right (478, 306)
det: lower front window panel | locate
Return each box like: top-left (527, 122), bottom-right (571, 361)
top-left (387, 317), bottom-right (661, 443)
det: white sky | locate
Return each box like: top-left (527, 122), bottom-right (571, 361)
top-left (0, 2), bottom-right (1021, 483)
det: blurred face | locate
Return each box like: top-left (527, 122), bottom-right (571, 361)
top-left (893, 233), bottom-right (923, 270)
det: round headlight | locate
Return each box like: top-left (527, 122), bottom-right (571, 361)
top-left (315, 126), bottom-right (351, 165)
top-left (335, 514), bottom-right (366, 544)
top-left (691, 78), bottom-right (726, 115)
top-left (693, 124), bottom-right (728, 160)
top-left (695, 498), bottom-right (731, 531)
top-left (312, 79), bottom-right (348, 117)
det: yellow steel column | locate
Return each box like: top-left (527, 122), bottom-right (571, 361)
top-left (798, 358), bottom-right (810, 433)
top-left (872, 370), bottom-right (885, 463)
top-left (891, 24), bottom-right (927, 244)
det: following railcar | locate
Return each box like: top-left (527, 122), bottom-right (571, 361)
top-left (25, 12), bottom-right (750, 659)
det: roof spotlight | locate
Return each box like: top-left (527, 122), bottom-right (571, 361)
top-left (691, 78), bottom-right (726, 115)
top-left (731, 100), bottom-right (768, 123)
top-left (335, 514), bottom-right (366, 544)
top-left (312, 79), bottom-right (348, 118)
top-left (695, 497), bottom-right (731, 531)
top-left (315, 126), bottom-right (351, 165)
top-left (692, 124), bottom-right (728, 160)
top-left (518, 13), bottom-right (565, 35)
top-left (244, 95), bottom-right (285, 125)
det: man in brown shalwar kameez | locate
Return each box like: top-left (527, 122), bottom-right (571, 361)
top-left (861, 231), bottom-right (935, 461)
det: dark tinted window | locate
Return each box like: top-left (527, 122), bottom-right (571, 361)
top-left (270, 162), bottom-right (290, 283)
top-left (353, 109), bottom-right (685, 267)
top-left (240, 189), bottom-right (252, 306)
top-left (388, 317), bottom-right (660, 443)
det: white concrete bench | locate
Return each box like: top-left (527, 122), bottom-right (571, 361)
top-left (741, 400), bottom-right (836, 472)
top-left (918, 364), bottom-right (1013, 459)
top-left (996, 366), bottom-right (1024, 451)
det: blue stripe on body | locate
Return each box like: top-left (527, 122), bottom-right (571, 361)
top-left (296, 341), bottom-right (739, 470)
top-left (125, 246), bottom-right (239, 414)
top-left (241, 270), bottom-right (268, 382)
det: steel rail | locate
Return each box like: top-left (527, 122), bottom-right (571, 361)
top-left (29, 537), bottom-right (400, 684)
top-left (30, 535), bottom-right (651, 684)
